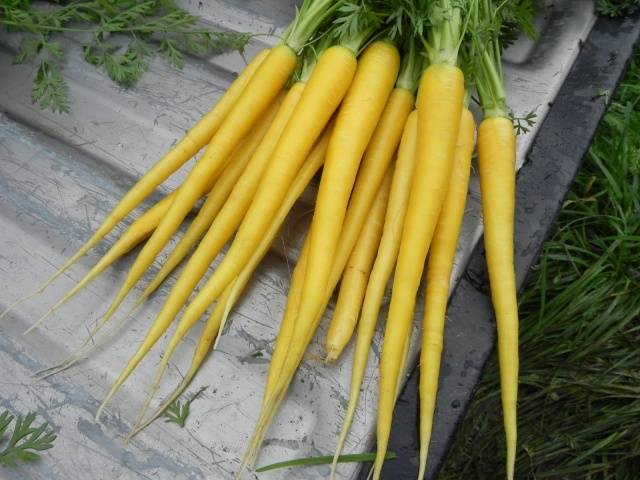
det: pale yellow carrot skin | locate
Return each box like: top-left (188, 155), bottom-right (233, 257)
top-left (329, 110), bottom-right (418, 479)
top-left (0, 50), bottom-right (270, 322)
top-left (478, 116), bottom-right (518, 480)
top-left (373, 64), bottom-right (465, 479)
top-left (96, 123), bottom-right (332, 422)
top-left (164, 46), bottom-right (357, 320)
top-left (27, 193), bottom-right (175, 330)
top-left (328, 87), bottom-right (414, 282)
top-left (132, 88), bottom-right (296, 308)
top-left (293, 42), bottom-right (400, 375)
top-left (130, 143), bottom-right (319, 438)
top-left (261, 237), bottom-right (309, 408)
top-left (96, 46), bottom-right (352, 421)
top-left (26, 125), bottom-right (252, 333)
top-left (325, 166), bottom-right (393, 361)
top-left (95, 46), bottom-right (296, 330)
top-left (262, 92), bottom-right (413, 445)
top-left (127, 283), bottom-right (233, 440)
top-left (243, 44), bottom-right (405, 473)
top-left (417, 107), bottom-right (475, 479)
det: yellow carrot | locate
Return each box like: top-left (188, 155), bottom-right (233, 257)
top-left (130, 86), bottom-right (288, 310)
top-left (417, 107), bottom-right (475, 479)
top-left (127, 283), bottom-right (233, 441)
top-left (92, 79), bottom-right (287, 328)
top-left (325, 165), bottom-right (392, 361)
top-left (163, 45), bottom-right (356, 321)
top-left (330, 109), bottom-right (418, 479)
top-left (96, 122), bottom-right (333, 421)
top-left (25, 193), bottom-right (175, 333)
top-left (478, 116), bottom-right (518, 479)
top-left (293, 41), bottom-right (399, 368)
top-left (243, 41), bottom-right (402, 473)
top-left (261, 237), bottom-right (309, 408)
top-left (0, 50), bottom-right (269, 321)
top-left (373, 61), bottom-right (465, 479)
top-left (130, 142), bottom-right (317, 438)
top-left (131, 82), bottom-right (305, 324)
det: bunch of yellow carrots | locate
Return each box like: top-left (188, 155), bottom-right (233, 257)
top-left (2, 0), bottom-right (529, 478)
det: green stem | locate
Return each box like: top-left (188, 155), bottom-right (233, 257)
top-left (339, 25), bottom-right (377, 56)
top-left (426, 0), bottom-right (464, 66)
top-left (473, 1), bottom-right (508, 118)
top-left (283, 0), bottom-right (342, 52)
top-left (395, 37), bottom-right (422, 93)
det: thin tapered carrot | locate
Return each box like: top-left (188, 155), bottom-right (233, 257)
top-left (261, 236), bottom-right (309, 408)
top-left (478, 116), bottom-right (518, 479)
top-left (130, 149), bottom-right (316, 438)
top-left (176, 44), bottom-right (357, 314)
top-left (25, 193), bottom-right (175, 333)
top-left (114, 46), bottom-right (356, 392)
top-left (129, 82), bottom-right (305, 328)
top-left (127, 283), bottom-right (233, 441)
top-left (325, 165), bottom-right (392, 361)
top-left (417, 106), bottom-right (475, 479)
top-left (26, 130), bottom-right (249, 333)
top-left (24, 93), bottom-right (281, 336)
top-left (96, 122), bottom-right (333, 421)
top-left (329, 110), bottom-right (418, 479)
top-left (373, 62), bottom-right (465, 480)
top-left (293, 40), bottom-right (399, 372)
top-left (28, 129), bottom-right (266, 376)
top-left (90, 81), bottom-right (287, 328)
top-left (242, 41), bottom-right (403, 473)
top-left (129, 152), bottom-right (251, 310)
top-left (0, 49), bottom-right (270, 321)
top-left (129, 87), bottom-right (294, 311)
top-left (472, 2), bottom-right (519, 474)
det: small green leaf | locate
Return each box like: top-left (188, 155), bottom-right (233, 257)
top-left (14, 38), bottom-right (43, 64)
top-left (31, 60), bottom-right (70, 113)
top-left (255, 451), bottom-right (397, 473)
top-left (0, 409), bottom-right (56, 468)
top-left (163, 386), bottom-right (208, 428)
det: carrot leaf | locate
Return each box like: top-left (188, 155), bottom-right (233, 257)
top-left (0, 410), bottom-right (56, 468)
top-left (163, 385), bottom-right (207, 428)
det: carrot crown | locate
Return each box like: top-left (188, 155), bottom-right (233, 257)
top-left (422, 0), bottom-right (470, 66)
top-left (470, 0), bottom-right (508, 119)
top-left (282, 0), bottom-right (343, 52)
top-left (395, 36), bottom-right (422, 94)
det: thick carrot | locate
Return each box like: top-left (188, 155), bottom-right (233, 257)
top-left (325, 165), bottom-right (392, 361)
top-left (373, 61), bottom-right (465, 479)
top-left (0, 50), bottom-right (270, 321)
top-left (94, 77), bottom-right (287, 328)
top-left (417, 107), bottom-right (475, 479)
top-left (242, 42), bottom-right (402, 474)
top-left (95, 122), bottom-right (333, 421)
top-left (329, 110), bottom-right (418, 478)
top-left (124, 45), bottom-right (355, 370)
top-left (293, 40), bottom-right (399, 367)
top-left (478, 116), bottom-right (518, 479)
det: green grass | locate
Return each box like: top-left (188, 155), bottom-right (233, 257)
top-left (439, 53), bottom-right (640, 479)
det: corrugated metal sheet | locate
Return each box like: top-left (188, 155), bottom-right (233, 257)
top-left (0, 2), bottom-right (595, 479)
